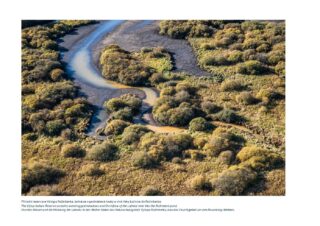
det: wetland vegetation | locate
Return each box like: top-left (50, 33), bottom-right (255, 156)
top-left (22, 20), bottom-right (285, 196)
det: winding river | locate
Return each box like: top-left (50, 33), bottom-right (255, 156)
top-left (61, 20), bottom-right (185, 136)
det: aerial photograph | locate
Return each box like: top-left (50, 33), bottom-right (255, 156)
top-left (21, 20), bottom-right (285, 196)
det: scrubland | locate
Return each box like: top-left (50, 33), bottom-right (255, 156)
top-left (22, 20), bottom-right (285, 196)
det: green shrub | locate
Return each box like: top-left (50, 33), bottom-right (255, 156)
top-left (193, 135), bottom-right (209, 149)
top-left (204, 128), bottom-right (243, 156)
top-left (267, 50), bottom-right (285, 65)
top-left (189, 175), bottom-right (212, 191)
top-left (220, 80), bottom-right (245, 92)
top-left (132, 151), bottom-right (159, 168)
top-left (236, 146), bottom-right (284, 170)
top-left (211, 166), bottom-right (257, 195)
top-left (211, 109), bottom-right (244, 124)
top-left (227, 50), bottom-right (243, 63)
top-left (202, 55), bottom-right (228, 66)
top-left (185, 150), bottom-right (206, 161)
top-left (236, 92), bottom-right (259, 105)
top-left (104, 119), bottom-right (130, 135)
top-left (61, 144), bottom-right (86, 158)
top-left (139, 186), bottom-right (164, 196)
top-left (105, 94), bottom-right (142, 113)
top-left (256, 43), bottom-right (270, 53)
top-left (149, 73), bottom-right (167, 86)
top-left (139, 133), bottom-right (193, 161)
top-left (200, 101), bottom-right (221, 114)
top-left (159, 20), bottom-right (218, 39)
top-left (65, 103), bottom-right (90, 118)
top-left (237, 60), bottom-right (268, 75)
top-left (110, 107), bottom-right (134, 122)
top-left (154, 104), bottom-right (195, 127)
top-left (22, 163), bottom-right (65, 193)
top-left (45, 119), bottom-right (65, 136)
top-left (99, 45), bottom-right (153, 86)
top-left (122, 125), bottom-right (151, 145)
top-left (87, 142), bottom-right (118, 162)
top-left (256, 88), bottom-right (283, 103)
top-left (242, 49), bottom-right (256, 61)
top-left (189, 117), bottom-right (213, 132)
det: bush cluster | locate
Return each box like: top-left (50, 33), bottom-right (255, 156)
top-left (22, 163), bottom-right (65, 193)
top-left (104, 119), bottom-right (130, 136)
top-left (203, 128), bottom-right (244, 157)
top-left (211, 166), bottom-right (257, 195)
top-left (61, 143), bottom-right (86, 158)
top-left (189, 117), bottom-right (213, 132)
top-left (100, 45), bottom-right (172, 86)
top-left (236, 146), bottom-right (284, 170)
top-left (22, 21), bottom-right (94, 137)
top-left (87, 142), bottom-right (118, 162)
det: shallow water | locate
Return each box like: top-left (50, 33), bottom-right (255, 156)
top-left (65, 21), bottom-right (162, 135)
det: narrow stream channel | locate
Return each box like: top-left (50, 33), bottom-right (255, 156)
top-left (62, 20), bottom-right (183, 136)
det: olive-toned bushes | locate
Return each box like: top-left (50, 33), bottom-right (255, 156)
top-left (132, 151), bottom-right (159, 168)
top-left (23, 81), bottom-right (77, 110)
top-left (179, 20), bottom-right (285, 77)
top-left (189, 117), bottom-right (213, 132)
top-left (153, 82), bottom-right (201, 127)
top-left (100, 45), bottom-right (172, 86)
top-left (236, 146), bottom-right (284, 170)
top-left (200, 101), bottom-right (221, 114)
top-left (159, 20), bottom-right (224, 39)
top-left (121, 125), bottom-right (151, 145)
top-left (99, 45), bottom-right (152, 86)
top-left (105, 94), bottom-right (142, 113)
top-left (237, 60), bottom-right (268, 75)
top-left (220, 79), bottom-right (245, 92)
top-left (210, 109), bottom-right (244, 124)
top-left (204, 128), bottom-right (244, 157)
top-left (138, 133), bottom-right (193, 162)
top-left (104, 119), bottom-right (130, 135)
top-left (109, 107), bottom-right (134, 121)
top-left (22, 163), bottom-right (65, 193)
top-left (61, 144), bottom-right (86, 158)
top-left (211, 166), bottom-right (257, 195)
top-left (87, 142), bottom-right (118, 162)
top-left (236, 92), bottom-right (259, 105)
top-left (104, 94), bottom-right (142, 122)
top-left (25, 97), bottom-right (92, 136)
